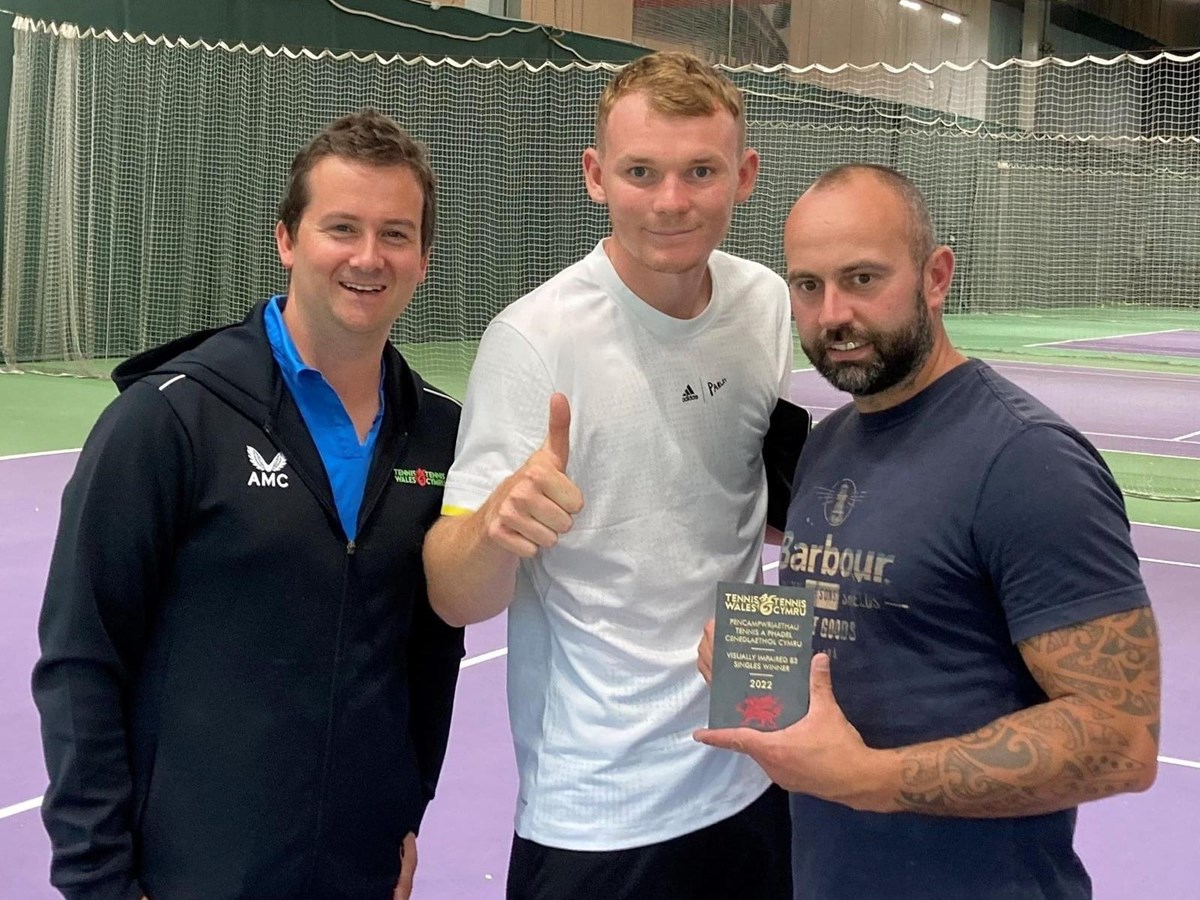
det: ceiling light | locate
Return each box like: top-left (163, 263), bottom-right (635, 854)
top-left (941, 11), bottom-right (963, 25)
top-left (899, 0), bottom-right (922, 10)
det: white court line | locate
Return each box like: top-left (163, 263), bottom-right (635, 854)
top-left (2, 632), bottom-right (1199, 821)
top-left (1137, 522), bottom-right (1200, 534)
top-left (1159, 756), bottom-right (1200, 771)
top-left (7, 451), bottom-right (1184, 552)
top-left (1093, 441), bottom-right (1200, 458)
top-left (4, 758), bottom-right (1195, 830)
top-left (770, 550), bottom-right (1197, 570)
top-left (460, 647), bottom-right (508, 669)
top-left (0, 648), bottom-right (511, 822)
top-left (767, 546), bottom-right (1200, 575)
top-left (1025, 328), bottom-right (1184, 348)
top-left (0, 448), bottom-right (81, 462)
top-left (988, 360), bottom-right (1200, 384)
top-left (1142, 557), bottom-right (1200, 570)
top-left (1175, 429), bottom-right (1200, 442)
top-left (0, 795), bottom-right (43, 820)
top-left (0, 645), bottom-right (510, 822)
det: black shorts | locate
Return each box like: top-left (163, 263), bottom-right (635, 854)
top-left (506, 784), bottom-right (792, 900)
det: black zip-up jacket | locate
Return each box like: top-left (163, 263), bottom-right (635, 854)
top-left (33, 301), bottom-right (465, 900)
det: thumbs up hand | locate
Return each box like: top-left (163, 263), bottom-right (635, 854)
top-left (480, 392), bottom-right (584, 558)
top-left (540, 391), bottom-right (572, 471)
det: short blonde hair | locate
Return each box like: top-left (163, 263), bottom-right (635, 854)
top-left (595, 51), bottom-right (746, 151)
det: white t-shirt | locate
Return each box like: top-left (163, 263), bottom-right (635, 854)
top-left (443, 241), bottom-right (793, 850)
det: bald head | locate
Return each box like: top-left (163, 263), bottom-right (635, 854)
top-left (798, 164), bottom-right (935, 267)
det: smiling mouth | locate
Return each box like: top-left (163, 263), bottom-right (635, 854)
top-left (341, 282), bottom-right (385, 294)
top-left (830, 340), bottom-right (865, 351)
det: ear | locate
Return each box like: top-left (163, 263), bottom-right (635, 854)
top-left (275, 220), bottom-right (295, 271)
top-left (923, 245), bottom-right (955, 311)
top-left (734, 147), bottom-right (760, 204)
top-left (582, 146), bottom-right (607, 205)
top-left (417, 248), bottom-right (430, 285)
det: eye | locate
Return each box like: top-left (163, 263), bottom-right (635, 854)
top-left (791, 279), bottom-right (819, 295)
top-left (693, 166), bottom-right (713, 178)
top-left (628, 165), bottom-right (649, 179)
top-left (329, 223), bottom-right (354, 235)
top-left (852, 273), bottom-right (873, 286)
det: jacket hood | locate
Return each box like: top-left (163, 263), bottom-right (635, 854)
top-left (110, 300), bottom-right (426, 431)
top-left (111, 325), bottom-right (231, 392)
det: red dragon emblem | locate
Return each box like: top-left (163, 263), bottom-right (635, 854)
top-left (737, 695), bottom-right (783, 728)
top-left (415, 468), bottom-right (428, 487)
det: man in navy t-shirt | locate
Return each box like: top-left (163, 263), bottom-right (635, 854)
top-left (696, 164), bottom-right (1161, 899)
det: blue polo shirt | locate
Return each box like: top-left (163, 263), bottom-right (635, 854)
top-left (264, 296), bottom-right (383, 540)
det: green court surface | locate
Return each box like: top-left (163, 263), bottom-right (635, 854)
top-left (1123, 497), bottom-right (1198, 530)
top-left (0, 374), bottom-right (117, 456)
top-left (0, 339), bottom-right (473, 458)
top-left (1108, 453), bottom-right (1200, 530)
top-left (945, 310), bottom-right (1200, 373)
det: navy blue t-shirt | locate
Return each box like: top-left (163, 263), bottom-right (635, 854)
top-left (780, 359), bottom-right (1149, 900)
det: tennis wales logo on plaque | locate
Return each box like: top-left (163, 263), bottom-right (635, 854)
top-left (707, 581), bottom-right (816, 731)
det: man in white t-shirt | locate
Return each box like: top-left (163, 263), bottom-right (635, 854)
top-left (423, 51), bottom-right (795, 899)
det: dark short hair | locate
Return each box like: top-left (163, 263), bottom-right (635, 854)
top-left (277, 108), bottom-right (436, 253)
top-left (809, 163), bottom-right (935, 265)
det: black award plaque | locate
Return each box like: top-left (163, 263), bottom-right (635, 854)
top-left (707, 581), bottom-right (816, 731)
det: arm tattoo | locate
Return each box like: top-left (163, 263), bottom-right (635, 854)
top-left (893, 607), bottom-right (1160, 817)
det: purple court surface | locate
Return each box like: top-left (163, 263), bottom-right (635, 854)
top-left (1039, 329), bottom-right (1200, 359)
top-left (790, 360), bottom-right (1200, 457)
top-left (3, 359), bottom-right (1199, 899)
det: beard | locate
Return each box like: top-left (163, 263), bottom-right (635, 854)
top-left (801, 289), bottom-right (935, 397)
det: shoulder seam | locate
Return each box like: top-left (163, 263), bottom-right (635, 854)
top-left (479, 319), bottom-right (556, 391)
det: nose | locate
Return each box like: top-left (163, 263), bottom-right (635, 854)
top-left (817, 284), bottom-right (853, 332)
top-left (349, 235), bottom-right (384, 272)
top-left (651, 174), bottom-right (689, 216)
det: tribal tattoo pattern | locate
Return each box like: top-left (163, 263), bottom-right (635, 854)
top-left (892, 607), bottom-right (1160, 817)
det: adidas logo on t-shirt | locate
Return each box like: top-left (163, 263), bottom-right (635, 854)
top-left (681, 384), bottom-right (699, 403)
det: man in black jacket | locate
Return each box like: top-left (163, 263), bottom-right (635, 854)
top-left (33, 109), bottom-right (464, 900)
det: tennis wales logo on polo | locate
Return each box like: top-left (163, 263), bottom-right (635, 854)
top-left (246, 446), bottom-right (289, 488)
top-left (394, 467), bottom-right (447, 487)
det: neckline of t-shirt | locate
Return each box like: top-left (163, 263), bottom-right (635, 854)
top-left (588, 241), bottom-right (722, 341)
top-left (855, 357), bottom-right (982, 431)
